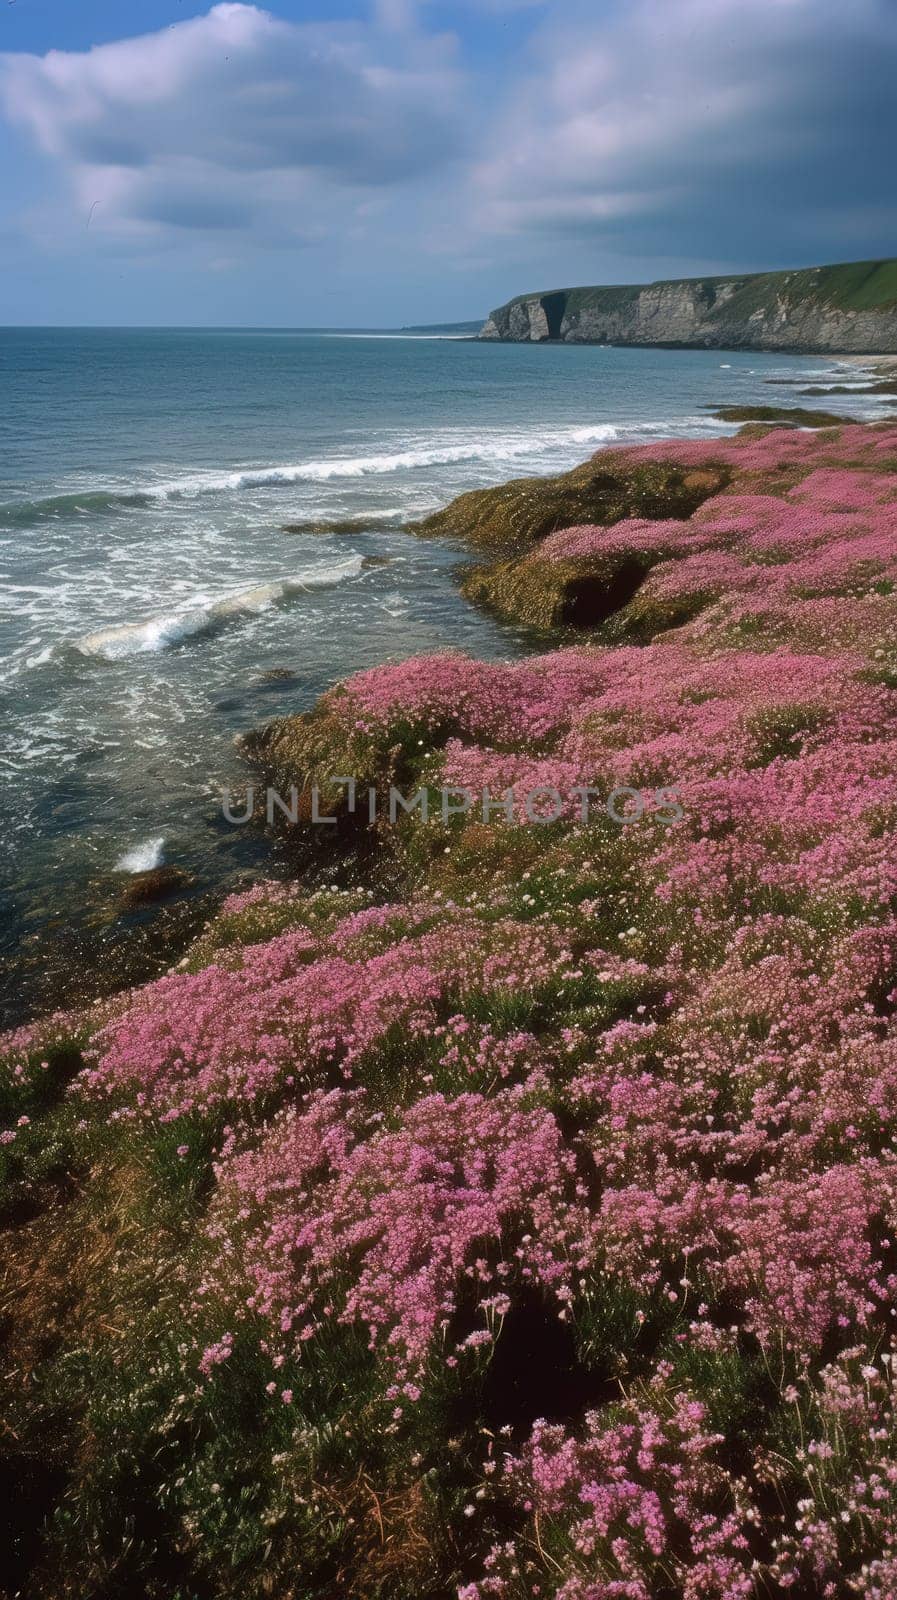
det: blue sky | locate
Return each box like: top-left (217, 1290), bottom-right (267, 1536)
top-left (1, 0), bottom-right (895, 326)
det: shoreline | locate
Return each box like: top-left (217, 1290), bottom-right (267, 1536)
top-left (478, 336), bottom-right (897, 357)
top-left (4, 416), bottom-right (897, 1595)
top-left (839, 352), bottom-right (897, 371)
top-left (12, 409), bottom-right (897, 1032)
top-left (4, 386), bottom-right (894, 1034)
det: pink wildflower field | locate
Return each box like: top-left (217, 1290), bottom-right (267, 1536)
top-left (5, 422), bottom-right (897, 1599)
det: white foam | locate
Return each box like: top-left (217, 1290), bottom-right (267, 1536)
top-left (25, 644), bottom-right (54, 669)
top-left (21, 417), bottom-right (738, 512)
top-left (813, 379), bottom-right (887, 391)
top-left (74, 555), bottom-right (364, 660)
top-left (77, 609), bottom-right (213, 659)
top-left (223, 440), bottom-right (559, 485)
top-left (116, 836), bottom-right (165, 873)
top-left (564, 425), bottom-right (621, 445)
top-left (140, 425), bottom-right (622, 496)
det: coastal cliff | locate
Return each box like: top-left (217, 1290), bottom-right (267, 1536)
top-left (480, 257), bottom-right (897, 352)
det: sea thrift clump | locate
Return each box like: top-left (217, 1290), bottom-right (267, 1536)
top-left (464, 1382), bottom-right (754, 1599)
top-left (522, 429), bottom-right (897, 654)
top-left (766, 1348), bottom-right (897, 1596)
top-left (1, 1005), bottom-right (93, 1129)
top-left (209, 1087), bottom-right (595, 1379)
top-left (79, 912), bottom-right (579, 1118)
top-left (722, 1163), bottom-right (896, 1352)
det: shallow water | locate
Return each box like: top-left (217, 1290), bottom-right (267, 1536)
top-left (1, 328), bottom-right (887, 1023)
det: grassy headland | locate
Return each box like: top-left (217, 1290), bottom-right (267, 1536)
top-left (482, 256), bottom-right (897, 351)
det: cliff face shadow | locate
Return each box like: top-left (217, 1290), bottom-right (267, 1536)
top-left (561, 557), bottom-right (647, 628)
top-left (540, 292), bottom-right (567, 340)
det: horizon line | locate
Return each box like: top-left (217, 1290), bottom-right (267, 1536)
top-left (0, 321), bottom-right (483, 332)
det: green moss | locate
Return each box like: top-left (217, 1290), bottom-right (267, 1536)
top-left (410, 454), bottom-right (730, 558)
top-left (237, 691), bottom-right (472, 850)
top-left (608, 585), bottom-right (716, 640)
top-left (460, 555), bottom-right (588, 630)
top-left (237, 697), bottom-right (389, 814)
top-left (280, 515), bottom-right (394, 536)
top-left (461, 550), bottom-right (657, 632)
top-left (710, 405), bottom-right (847, 428)
top-left (427, 454), bottom-right (729, 631)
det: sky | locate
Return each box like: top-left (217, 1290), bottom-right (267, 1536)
top-left (0, 0), bottom-right (895, 326)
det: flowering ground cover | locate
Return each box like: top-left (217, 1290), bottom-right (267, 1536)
top-left (3, 421), bottom-right (897, 1599)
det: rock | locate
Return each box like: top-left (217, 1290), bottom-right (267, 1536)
top-left (281, 516), bottom-right (393, 535)
top-left (709, 405), bottom-right (847, 428)
top-left (118, 866), bottom-right (192, 911)
top-left (251, 667), bottom-right (298, 686)
top-left (461, 551), bottom-right (650, 632)
top-left (410, 453), bottom-right (730, 558)
top-left (410, 450), bottom-right (730, 632)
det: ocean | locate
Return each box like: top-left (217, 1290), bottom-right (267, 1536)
top-left (0, 327), bottom-right (888, 1023)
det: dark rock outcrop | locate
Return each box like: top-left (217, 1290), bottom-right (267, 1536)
top-left (410, 454), bottom-right (727, 558)
top-left (117, 866), bottom-right (192, 910)
top-left (411, 451), bottom-right (729, 630)
top-left (708, 405), bottom-right (848, 427)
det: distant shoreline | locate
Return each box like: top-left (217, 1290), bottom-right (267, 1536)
top-left (474, 336), bottom-right (897, 358)
top-left (840, 354), bottom-right (897, 370)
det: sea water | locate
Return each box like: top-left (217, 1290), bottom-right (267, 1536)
top-left (1, 327), bottom-right (887, 1021)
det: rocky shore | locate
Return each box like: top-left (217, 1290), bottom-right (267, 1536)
top-left (4, 417), bottom-right (897, 1598)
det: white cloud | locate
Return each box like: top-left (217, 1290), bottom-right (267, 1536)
top-left (0, 3), bottom-right (465, 240)
top-left (437, 1), bottom-right (549, 11)
top-left (474, 0), bottom-right (897, 260)
top-left (1, 0), bottom-right (896, 309)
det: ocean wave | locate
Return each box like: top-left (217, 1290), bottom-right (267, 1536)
top-left (115, 837), bottom-right (165, 873)
top-left (221, 429), bottom-right (622, 485)
top-left (5, 427), bottom-right (626, 522)
top-left (0, 487), bottom-right (159, 528)
top-left (73, 555), bottom-right (365, 661)
top-left (612, 416), bottom-right (741, 439)
top-left (3, 417), bottom-right (756, 528)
